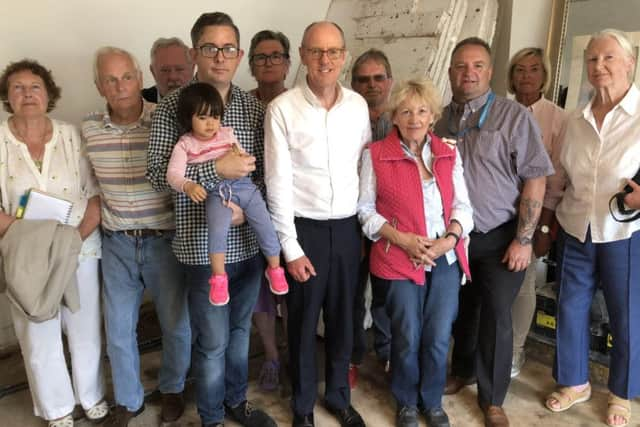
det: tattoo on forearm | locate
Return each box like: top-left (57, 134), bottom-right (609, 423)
top-left (516, 197), bottom-right (542, 244)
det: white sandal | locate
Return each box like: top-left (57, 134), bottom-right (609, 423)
top-left (48, 414), bottom-right (73, 427)
top-left (85, 399), bottom-right (109, 423)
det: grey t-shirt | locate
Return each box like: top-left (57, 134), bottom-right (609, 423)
top-left (434, 90), bottom-right (554, 233)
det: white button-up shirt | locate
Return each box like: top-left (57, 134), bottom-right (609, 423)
top-left (264, 78), bottom-right (371, 261)
top-left (547, 84), bottom-right (640, 243)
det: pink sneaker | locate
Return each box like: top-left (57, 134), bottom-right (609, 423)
top-left (265, 266), bottom-right (289, 295)
top-left (208, 274), bottom-right (229, 306)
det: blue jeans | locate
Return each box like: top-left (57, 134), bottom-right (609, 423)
top-left (555, 228), bottom-right (640, 398)
top-left (382, 258), bottom-right (461, 408)
top-left (102, 230), bottom-right (191, 412)
top-left (187, 254), bottom-right (263, 424)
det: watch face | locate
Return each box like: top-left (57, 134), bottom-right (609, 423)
top-left (540, 225), bottom-right (550, 234)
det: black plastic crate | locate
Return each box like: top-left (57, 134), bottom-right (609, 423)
top-left (532, 283), bottom-right (557, 339)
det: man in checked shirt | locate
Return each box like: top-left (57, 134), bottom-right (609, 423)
top-left (147, 12), bottom-right (276, 427)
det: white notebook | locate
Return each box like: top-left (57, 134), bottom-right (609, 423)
top-left (21, 189), bottom-right (73, 225)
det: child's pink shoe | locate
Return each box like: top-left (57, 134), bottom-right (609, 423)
top-left (265, 266), bottom-right (289, 295)
top-left (209, 274), bottom-right (229, 306)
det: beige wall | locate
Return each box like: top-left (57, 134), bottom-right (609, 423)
top-left (492, 0), bottom-right (553, 96)
top-left (0, 1), bottom-right (331, 126)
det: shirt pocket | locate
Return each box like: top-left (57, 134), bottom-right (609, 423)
top-left (473, 129), bottom-right (514, 175)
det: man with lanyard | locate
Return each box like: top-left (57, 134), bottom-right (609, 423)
top-left (146, 12), bottom-right (276, 427)
top-left (265, 21), bottom-right (370, 427)
top-left (433, 37), bottom-right (553, 427)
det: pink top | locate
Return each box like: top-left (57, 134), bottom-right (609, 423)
top-left (166, 126), bottom-right (240, 192)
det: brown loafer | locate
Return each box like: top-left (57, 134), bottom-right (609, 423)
top-left (443, 375), bottom-right (476, 395)
top-left (483, 405), bottom-right (509, 427)
top-left (161, 392), bottom-right (184, 422)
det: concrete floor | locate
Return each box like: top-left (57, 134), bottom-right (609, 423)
top-left (1, 322), bottom-right (638, 427)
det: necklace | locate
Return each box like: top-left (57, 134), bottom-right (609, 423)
top-left (9, 118), bottom-right (50, 162)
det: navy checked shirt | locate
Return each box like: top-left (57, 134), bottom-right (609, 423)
top-left (147, 83), bottom-right (265, 265)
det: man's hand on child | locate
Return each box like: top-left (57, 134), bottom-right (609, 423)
top-left (184, 181), bottom-right (207, 203)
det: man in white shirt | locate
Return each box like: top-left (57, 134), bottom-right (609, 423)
top-left (264, 21), bottom-right (371, 427)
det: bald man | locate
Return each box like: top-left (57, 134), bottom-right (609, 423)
top-left (265, 21), bottom-right (371, 427)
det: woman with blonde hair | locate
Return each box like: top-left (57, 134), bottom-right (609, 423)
top-left (358, 78), bottom-right (473, 427)
top-left (506, 47), bottom-right (567, 377)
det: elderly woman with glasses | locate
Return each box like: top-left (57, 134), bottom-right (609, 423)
top-left (506, 47), bottom-right (568, 378)
top-left (0, 59), bottom-right (107, 427)
top-left (543, 29), bottom-right (640, 427)
top-left (247, 29), bottom-right (292, 392)
top-left (358, 78), bottom-right (473, 427)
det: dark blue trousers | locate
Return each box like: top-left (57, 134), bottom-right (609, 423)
top-left (286, 216), bottom-right (361, 416)
top-left (555, 227), bottom-right (640, 398)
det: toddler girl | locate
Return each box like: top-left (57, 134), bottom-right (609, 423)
top-left (167, 82), bottom-right (288, 305)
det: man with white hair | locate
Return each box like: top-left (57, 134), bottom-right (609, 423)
top-left (142, 37), bottom-right (194, 102)
top-left (83, 46), bottom-right (191, 427)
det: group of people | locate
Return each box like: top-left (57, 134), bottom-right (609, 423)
top-left (0, 9), bottom-right (639, 427)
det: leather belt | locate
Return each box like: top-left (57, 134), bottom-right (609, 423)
top-left (118, 229), bottom-right (168, 237)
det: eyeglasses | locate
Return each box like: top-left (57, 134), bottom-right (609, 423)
top-left (197, 44), bottom-right (239, 59)
top-left (251, 52), bottom-right (289, 66)
top-left (304, 47), bottom-right (345, 60)
top-left (354, 74), bottom-right (389, 84)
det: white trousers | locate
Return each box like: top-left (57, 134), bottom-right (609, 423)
top-left (11, 257), bottom-right (104, 420)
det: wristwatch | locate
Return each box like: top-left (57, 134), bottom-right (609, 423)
top-left (537, 224), bottom-right (550, 234)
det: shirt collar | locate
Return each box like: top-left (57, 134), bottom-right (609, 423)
top-left (300, 75), bottom-right (345, 109)
top-left (451, 89), bottom-right (492, 114)
top-left (102, 99), bottom-right (154, 130)
top-left (583, 83), bottom-right (639, 119)
top-left (528, 95), bottom-right (546, 113)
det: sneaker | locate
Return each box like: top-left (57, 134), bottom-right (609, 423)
top-left (265, 266), bottom-right (289, 295)
top-left (259, 360), bottom-right (280, 391)
top-left (348, 364), bottom-right (359, 389)
top-left (422, 407), bottom-right (450, 427)
top-left (511, 350), bottom-right (525, 378)
top-left (209, 274), bottom-right (229, 306)
top-left (225, 400), bottom-right (277, 427)
top-left (396, 406), bottom-right (419, 427)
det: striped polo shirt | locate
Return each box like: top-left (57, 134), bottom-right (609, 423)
top-left (82, 100), bottom-right (175, 231)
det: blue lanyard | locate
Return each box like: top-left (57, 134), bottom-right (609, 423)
top-left (448, 92), bottom-right (496, 138)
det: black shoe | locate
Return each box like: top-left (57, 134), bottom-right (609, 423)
top-left (396, 406), bottom-right (419, 427)
top-left (225, 400), bottom-right (277, 427)
top-left (423, 407), bottom-right (450, 427)
top-left (103, 404), bottom-right (145, 427)
top-left (161, 392), bottom-right (185, 422)
top-left (325, 404), bottom-right (365, 427)
top-left (292, 412), bottom-right (315, 427)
